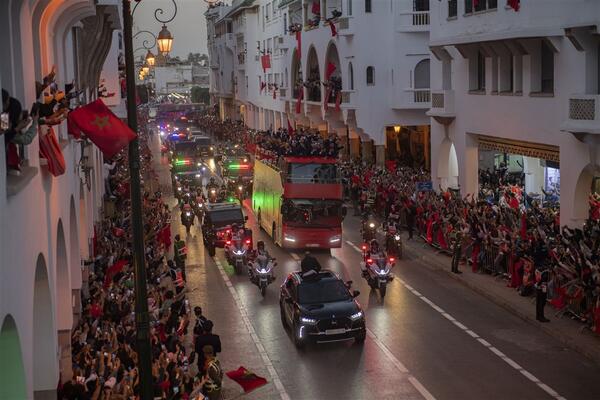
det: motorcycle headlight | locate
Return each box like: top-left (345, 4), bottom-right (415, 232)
top-left (394, 235), bottom-right (401, 241)
top-left (186, 212), bottom-right (191, 216)
top-left (369, 222), bottom-right (375, 228)
top-left (177, 187), bottom-right (182, 191)
top-left (195, 174), bottom-right (201, 178)
top-left (211, 189), bottom-right (216, 194)
top-left (256, 267), bottom-right (268, 274)
top-left (350, 311), bottom-right (364, 321)
top-left (233, 249), bottom-right (246, 256)
top-left (376, 268), bottom-right (389, 275)
top-left (197, 162), bottom-right (202, 167)
top-left (300, 317), bottom-right (317, 325)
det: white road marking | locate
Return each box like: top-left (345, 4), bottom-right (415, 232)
top-left (408, 376), bottom-right (437, 400)
top-left (347, 241), bottom-right (567, 400)
top-left (213, 258), bottom-right (290, 400)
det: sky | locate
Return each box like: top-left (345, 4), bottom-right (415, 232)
top-left (133, 0), bottom-right (210, 60)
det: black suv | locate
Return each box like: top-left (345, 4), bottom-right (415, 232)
top-left (280, 270), bottom-right (366, 348)
top-left (201, 203), bottom-right (250, 256)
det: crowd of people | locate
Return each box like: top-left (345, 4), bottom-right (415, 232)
top-left (343, 162), bottom-right (600, 331)
top-left (62, 126), bottom-right (224, 400)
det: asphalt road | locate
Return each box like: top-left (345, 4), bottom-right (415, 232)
top-left (155, 135), bottom-right (600, 400)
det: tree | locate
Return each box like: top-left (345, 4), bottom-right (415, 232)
top-left (191, 86), bottom-right (210, 104)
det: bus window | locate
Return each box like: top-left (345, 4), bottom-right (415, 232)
top-left (287, 163), bottom-right (338, 184)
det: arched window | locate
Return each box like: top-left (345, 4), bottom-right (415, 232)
top-left (366, 66), bottom-right (375, 85)
top-left (348, 62), bottom-right (354, 90)
top-left (414, 59), bottom-right (430, 89)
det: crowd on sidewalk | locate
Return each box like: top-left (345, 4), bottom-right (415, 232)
top-left (62, 128), bottom-right (224, 400)
top-left (342, 161), bottom-right (600, 332)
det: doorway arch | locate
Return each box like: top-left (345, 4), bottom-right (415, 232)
top-left (0, 315), bottom-right (27, 399)
top-left (306, 46), bottom-right (321, 101)
top-left (33, 253), bottom-right (58, 394)
top-left (414, 58), bottom-right (430, 89)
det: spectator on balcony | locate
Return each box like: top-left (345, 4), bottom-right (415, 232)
top-left (2, 88), bottom-right (38, 174)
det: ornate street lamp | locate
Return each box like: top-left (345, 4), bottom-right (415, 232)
top-left (145, 49), bottom-right (155, 66)
top-left (157, 24), bottom-right (174, 56)
top-left (141, 63), bottom-right (150, 75)
top-left (394, 125), bottom-right (401, 134)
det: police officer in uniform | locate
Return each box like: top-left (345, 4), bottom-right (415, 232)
top-left (535, 268), bottom-right (550, 322)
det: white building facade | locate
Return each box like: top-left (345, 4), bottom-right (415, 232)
top-left (206, 0), bottom-right (433, 165)
top-left (427, 0), bottom-right (600, 227)
top-left (0, 1), bottom-right (123, 398)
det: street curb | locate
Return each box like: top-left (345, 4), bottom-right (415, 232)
top-left (403, 241), bottom-right (600, 367)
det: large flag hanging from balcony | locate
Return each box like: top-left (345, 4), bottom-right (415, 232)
top-left (507, 0), bottom-right (520, 11)
top-left (39, 126), bottom-right (66, 177)
top-left (325, 62), bottom-right (337, 80)
top-left (261, 54), bottom-right (271, 73)
top-left (295, 87), bottom-right (303, 114)
top-left (295, 31), bottom-right (302, 60)
top-left (287, 118), bottom-right (295, 135)
top-left (260, 81), bottom-right (266, 93)
top-left (68, 99), bottom-right (136, 159)
top-left (328, 20), bottom-right (337, 37)
top-left (311, 1), bottom-right (320, 15)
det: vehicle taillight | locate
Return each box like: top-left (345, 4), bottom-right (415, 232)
top-left (389, 257), bottom-right (395, 263)
top-left (226, 240), bottom-right (231, 245)
top-left (361, 245), bottom-right (367, 251)
top-left (245, 239), bottom-right (251, 244)
top-left (366, 258), bottom-right (373, 264)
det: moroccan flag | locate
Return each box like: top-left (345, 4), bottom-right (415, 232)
top-left (103, 259), bottom-right (128, 289)
top-left (68, 99), bottom-right (136, 158)
top-left (295, 87), bottom-right (304, 113)
top-left (67, 114), bottom-right (82, 139)
top-left (329, 21), bottom-right (337, 37)
top-left (226, 367), bottom-right (268, 393)
top-left (311, 1), bottom-right (320, 15)
top-left (261, 54), bottom-right (271, 72)
top-left (325, 62), bottom-right (337, 80)
top-left (287, 118), bottom-right (295, 135)
top-left (508, 0), bottom-right (520, 11)
top-left (295, 31), bottom-right (302, 60)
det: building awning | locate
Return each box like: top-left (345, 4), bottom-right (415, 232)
top-left (477, 134), bottom-right (559, 163)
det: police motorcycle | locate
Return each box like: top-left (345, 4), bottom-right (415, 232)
top-left (248, 243), bottom-right (277, 297)
top-left (224, 225), bottom-right (252, 275)
top-left (360, 240), bottom-right (395, 300)
top-left (192, 189), bottom-right (205, 219)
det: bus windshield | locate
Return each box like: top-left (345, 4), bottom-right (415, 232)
top-left (282, 199), bottom-right (343, 227)
top-left (287, 163), bottom-right (338, 184)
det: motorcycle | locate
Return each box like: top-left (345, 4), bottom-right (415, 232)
top-left (361, 220), bottom-right (377, 243)
top-left (181, 208), bottom-right (194, 233)
top-left (207, 187), bottom-right (218, 203)
top-left (385, 230), bottom-right (403, 259)
top-left (225, 237), bottom-right (251, 275)
top-left (360, 250), bottom-right (394, 300)
top-left (248, 255), bottom-right (276, 297)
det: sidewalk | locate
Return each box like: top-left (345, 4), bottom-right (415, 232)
top-left (401, 234), bottom-right (600, 366)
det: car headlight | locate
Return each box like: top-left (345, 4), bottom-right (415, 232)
top-left (195, 174), bottom-right (201, 178)
top-left (197, 162), bottom-right (202, 167)
top-left (300, 317), bottom-right (317, 325)
top-left (284, 234), bottom-right (296, 242)
top-left (160, 131), bottom-right (165, 136)
top-left (329, 235), bottom-right (341, 243)
top-left (350, 311), bottom-right (364, 321)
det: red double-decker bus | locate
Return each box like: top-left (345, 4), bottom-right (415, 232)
top-left (252, 154), bottom-right (345, 249)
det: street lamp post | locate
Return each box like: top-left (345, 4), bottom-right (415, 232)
top-left (121, 0), bottom-right (176, 398)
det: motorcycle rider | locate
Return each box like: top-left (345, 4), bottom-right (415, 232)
top-left (361, 212), bottom-right (377, 242)
top-left (361, 239), bottom-right (386, 277)
top-left (300, 251), bottom-right (321, 274)
top-left (385, 225), bottom-right (401, 258)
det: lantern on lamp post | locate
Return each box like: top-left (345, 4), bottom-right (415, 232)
top-left (157, 25), bottom-right (173, 56)
top-left (145, 49), bottom-right (155, 67)
top-left (394, 125), bottom-right (401, 134)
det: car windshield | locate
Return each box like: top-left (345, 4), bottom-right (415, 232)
top-left (282, 199), bottom-right (343, 227)
top-left (297, 280), bottom-right (351, 304)
top-left (210, 209), bottom-right (244, 227)
top-left (287, 163), bottom-right (338, 184)
top-left (174, 142), bottom-right (197, 157)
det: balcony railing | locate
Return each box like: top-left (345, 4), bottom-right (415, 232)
top-left (396, 11), bottom-right (430, 32)
top-left (412, 89), bottom-right (431, 103)
top-left (427, 90), bottom-right (455, 121)
top-left (337, 17), bottom-right (354, 36)
top-left (237, 53), bottom-right (246, 65)
top-left (561, 94), bottom-right (600, 134)
top-left (279, 88), bottom-right (287, 98)
top-left (392, 88), bottom-right (431, 110)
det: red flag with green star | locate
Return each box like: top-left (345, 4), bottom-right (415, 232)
top-left (68, 99), bottom-right (136, 158)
